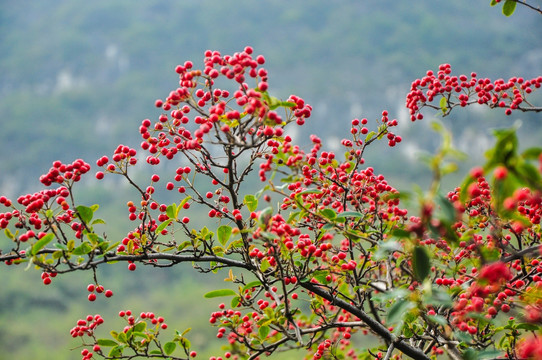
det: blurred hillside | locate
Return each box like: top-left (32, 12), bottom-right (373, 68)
top-left (1, 0), bottom-right (541, 194)
top-left (0, 1), bottom-right (541, 359)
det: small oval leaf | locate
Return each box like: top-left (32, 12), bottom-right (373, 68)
top-left (204, 289), bottom-right (237, 298)
top-left (31, 233), bottom-right (54, 256)
top-left (217, 225), bottom-right (232, 246)
top-left (412, 246), bottom-right (430, 281)
top-left (164, 341), bottom-right (176, 355)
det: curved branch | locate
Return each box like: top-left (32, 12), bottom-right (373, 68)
top-left (513, 0), bottom-right (542, 15)
top-left (299, 281), bottom-right (431, 360)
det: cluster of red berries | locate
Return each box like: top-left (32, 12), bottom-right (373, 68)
top-left (39, 159), bottom-right (91, 186)
top-left (70, 314), bottom-right (105, 359)
top-left (406, 63), bottom-right (542, 120)
top-left (70, 314), bottom-right (104, 338)
top-left (86, 283), bottom-right (113, 301)
top-left (95, 145), bottom-right (138, 179)
top-left (41, 271), bottom-right (57, 285)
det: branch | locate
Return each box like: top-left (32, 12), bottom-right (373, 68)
top-left (513, 0), bottom-right (542, 15)
top-left (1, 250), bottom-right (253, 273)
top-left (299, 281), bottom-right (431, 360)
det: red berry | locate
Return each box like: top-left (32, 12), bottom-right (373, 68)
top-left (104, 290), bottom-right (113, 298)
top-left (88, 293), bottom-right (97, 302)
top-left (128, 263), bottom-right (136, 271)
top-left (494, 166), bottom-right (508, 180)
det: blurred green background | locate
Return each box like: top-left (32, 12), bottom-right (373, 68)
top-left (0, 1), bottom-right (541, 358)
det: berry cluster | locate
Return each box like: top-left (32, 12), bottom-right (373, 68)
top-left (406, 63), bottom-right (542, 120)
top-left (86, 283), bottom-right (113, 302)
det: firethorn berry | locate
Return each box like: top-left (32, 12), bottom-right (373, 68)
top-left (190, 351), bottom-right (197, 358)
top-left (128, 263), bottom-right (136, 271)
top-left (88, 293), bottom-right (97, 302)
top-left (87, 284), bottom-right (95, 292)
top-left (494, 166), bottom-right (508, 180)
top-left (104, 290), bottom-right (113, 298)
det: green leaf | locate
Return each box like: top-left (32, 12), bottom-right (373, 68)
top-left (485, 127), bottom-right (518, 169)
top-left (164, 342), bottom-right (176, 355)
top-left (391, 229), bottom-right (411, 238)
top-left (30, 233), bottom-right (54, 256)
top-left (109, 345), bottom-right (124, 357)
top-left (388, 299), bottom-right (414, 324)
top-left (217, 225), bottom-right (232, 246)
top-left (522, 147), bottom-right (542, 160)
top-left (516, 323), bottom-right (540, 331)
top-left (280, 100), bottom-right (296, 108)
top-left (166, 203), bottom-right (177, 220)
top-left (91, 219), bottom-right (106, 226)
top-left (53, 243), bottom-right (67, 250)
top-left (365, 131), bottom-right (376, 142)
top-left (177, 196), bottom-right (192, 218)
top-left (133, 321), bottom-right (146, 332)
top-left (97, 339), bottom-right (118, 347)
top-left (258, 325), bottom-right (270, 339)
top-left (4, 228), bottom-right (14, 240)
top-left (436, 194), bottom-right (456, 224)
top-left (85, 232), bottom-right (102, 245)
top-left (338, 211), bottom-right (363, 219)
top-left (260, 258), bottom-right (271, 272)
top-left (427, 314), bottom-right (448, 326)
top-left (179, 337), bottom-right (191, 349)
top-left (155, 219), bottom-right (173, 234)
top-left (439, 97), bottom-right (448, 114)
top-left (463, 349), bottom-right (478, 360)
top-left (319, 208), bottom-right (336, 220)
top-left (76, 205), bottom-right (94, 224)
top-left (297, 189), bottom-right (322, 196)
top-left (117, 331), bottom-right (127, 343)
top-left (502, 0), bottom-right (516, 16)
top-left (242, 280), bottom-right (262, 291)
top-left (424, 287), bottom-right (453, 308)
top-left (177, 240), bottom-right (191, 251)
top-left (490, 0), bottom-right (498, 6)
top-left (478, 349), bottom-right (505, 360)
top-left (72, 242), bottom-right (93, 255)
top-left (204, 289), bottom-right (237, 298)
top-left (258, 207), bottom-right (273, 228)
top-left (244, 194), bottom-right (258, 212)
top-left (412, 246), bottom-right (430, 281)
top-left (231, 296), bottom-right (241, 308)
